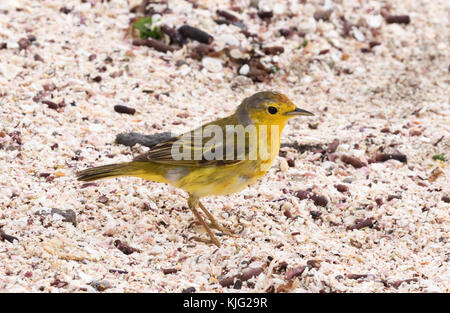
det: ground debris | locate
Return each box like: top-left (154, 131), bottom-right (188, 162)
top-left (115, 131), bottom-right (174, 148)
top-left (347, 218), bottom-right (376, 231)
top-left (219, 267), bottom-right (263, 287)
top-left (114, 240), bottom-right (141, 255)
top-left (285, 265), bottom-right (309, 280)
top-left (51, 208), bottom-right (77, 225)
top-left (0, 228), bottom-right (19, 243)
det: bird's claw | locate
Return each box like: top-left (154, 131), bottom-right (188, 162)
top-left (207, 222), bottom-right (244, 237)
top-left (188, 235), bottom-right (221, 247)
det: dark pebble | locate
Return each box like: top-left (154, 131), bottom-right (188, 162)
top-left (283, 209), bottom-right (293, 219)
top-left (327, 139), bottom-right (340, 153)
top-left (375, 153), bottom-right (407, 163)
top-left (310, 194), bottom-right (328, 207)
top-left (34, 54), bottom-right (44, 62)
top-left (42, 100), bottom-right (59, 110)
top-left (114, 239), bottom-right (140, 255)
top-left (18, 38), bottom-right (31, 50)
top-left (182, 287), bottom-right (196, 293)
top-left (279, 28), bottom-right (292, 37)
top-left (347, 218), bottom-right (375, 230)
top-left (387, 195), bottom-right (401, 201)
top-left (43, 83), bottom-right (56, 91)
top-left (306, 259), bottom-right (322, 269)
top-left (109, 269), bottom-right (128, 274)
top-left (285, 265), bottom-right (307, 280)
top-left (294, 190), bottom-right (310, 200)
top-left (114, 105), bottom-right (136, 115)
top-left (263, 46), bottom-right (284, 55)
top-left (50, 278), bottom-right (68, 288)
top-left (310, 210), bottom-right (322, 220)
top-left (178, 25), bottom-right (213, 44)
top-left (59, 7), bottom-right (72, 14)
top-left (0, 229), bottom-right (19, 243)
top-left (219, 267), bottom-right (263, 287)
top-left (335, 184), bottom-right (349, 192)
top-left (347, 274), bottom-right (368, 280)
top-left (97, 195), bottom-right (108, 204)
top-left (162, 268), bottom-right (178, 275)
top-left (385, 15), bottom-right (410, 24)
top-left (132, 39), bottom-right (175, 53)
top-left (257, 11), bottom-right (273, 19)
top-left (340, 155), bottom-right (366, 168)
top-left (216, 10), bottom-right (238, 22)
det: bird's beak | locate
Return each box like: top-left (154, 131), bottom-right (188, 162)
top-left (286, 107), bottom-right (314, 116)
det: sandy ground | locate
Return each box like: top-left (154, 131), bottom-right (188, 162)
top-left (0, 0), bottom-right (449, 292)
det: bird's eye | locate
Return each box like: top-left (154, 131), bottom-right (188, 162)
top-left (268, 106), bottom-right (278, 114)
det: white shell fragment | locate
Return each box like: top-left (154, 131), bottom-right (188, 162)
top-left (298, 17), bottom-right (317, 34)
top-left (365, 15), bottom-right (383, 28)
top-left (202, 57), bottom-right (223, 73)
top-left (239, 64), bottom-right (250, 75)
top-left (216, 34), bottom-right (240, 47)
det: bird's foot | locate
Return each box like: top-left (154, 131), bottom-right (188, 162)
top-left (190, 219), bottom-right (243, 237)
top-left (188, 235), bottom-right (221, 247)
top-left (207, 221), bottom-right (244, 237)
top-left (198, 201), bottom-right (244, 237)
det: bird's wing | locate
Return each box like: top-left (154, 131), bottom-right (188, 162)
top-left (133, 117), bottom-right (251, 167)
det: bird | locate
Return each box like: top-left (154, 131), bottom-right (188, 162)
top-left (76, 91), bottom-right (313, 246)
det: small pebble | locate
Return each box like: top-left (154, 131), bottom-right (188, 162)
top-left (182, 287), bottom-right (196, 293)
top-left (90, 280), bottom-right (111, 291)
top-left (114, 105), bottom-right (136, 115)
top-left (18, 38), bottom-right (31, 50)
top-left (335, 184), bottom-right (349, 192)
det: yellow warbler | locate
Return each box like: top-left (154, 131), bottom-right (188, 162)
top-left (76, 91), bottom-right (313, 246)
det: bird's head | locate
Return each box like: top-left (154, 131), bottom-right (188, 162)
top-left (235, 91), bottom-right (313, 126)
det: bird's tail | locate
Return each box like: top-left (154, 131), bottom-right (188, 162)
top-left (76, 162), bottom-right (146, 182)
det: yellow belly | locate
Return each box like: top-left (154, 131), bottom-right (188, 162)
top-left (170, 158), bottom-right (273, 197)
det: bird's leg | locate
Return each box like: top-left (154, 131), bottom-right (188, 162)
top-left (198, 201), bottom-right (220, 226)
top-left (187, 195), bottom-right (221, 247)
top-left (198, 201), bottom-right (244, 237)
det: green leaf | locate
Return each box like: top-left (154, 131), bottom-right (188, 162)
top-left (269, 65), bottom-right (279, 74)
top-left (432, 153), bottom-right (446, 161)
top-left (132, 17), bottom-right (163, 40)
